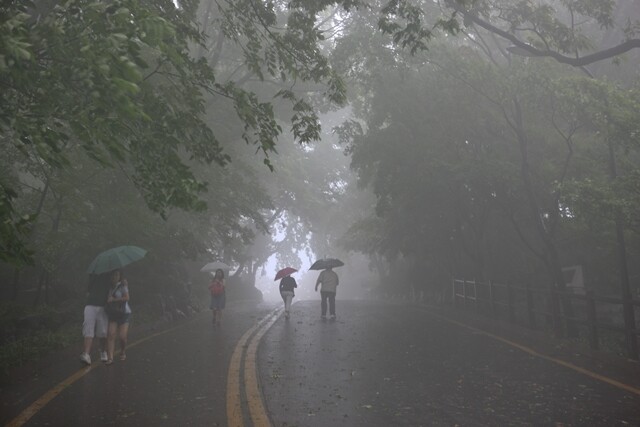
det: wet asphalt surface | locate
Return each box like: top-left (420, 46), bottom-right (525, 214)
top-left (259, 300), bottom-right (640, 427)
top-left (1, 300), bottom-right (279, 427)
top-left (2, 298), bottom-right (640, 426)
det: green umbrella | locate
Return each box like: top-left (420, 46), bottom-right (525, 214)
top-left (87, 245), bottom-right (147, 275)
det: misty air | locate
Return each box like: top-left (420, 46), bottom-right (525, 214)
top-left (1, 1), bottom-right (640, 426)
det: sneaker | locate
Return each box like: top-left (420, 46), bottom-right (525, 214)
top-left (100, 351), bottom-right (108, 362)
top-left (80, 353), bottom-right (91, 365)
top-left (330, 314), bottom-right (336, 319)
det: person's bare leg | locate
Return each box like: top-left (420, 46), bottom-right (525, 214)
top-left (106, 322), bottom-right (117, 363)
top-left (119, 324), bottom-right (129, 360)
top-left (83, 337), bottom-right (93, 355)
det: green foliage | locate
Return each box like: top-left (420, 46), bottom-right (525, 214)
top-left (1, 0), bottom-right (224, 261)
top-left (331, 0), bottom-right (635, 288)
top-left (0, 301), bottom-right (78, 375)
top-left (554, 78), bottom-right (640, 147)
top-left (378, 0), bottom-right (460, 54)
top-left (0, 187), bottom-right (33, 266)
top-left (551, 78), bottom-right (640, 234)
top-left (214, 0), bottom-right (349, 130)
top-left (0, 327), bottom-right (76, 376)
top-left (377, 0), bottom-right (636, 67)
top-left (1, 0), bottom-right (359, 266)
top-left (338, 215), bottom-right (386, 255)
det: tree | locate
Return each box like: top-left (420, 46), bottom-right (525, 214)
top-left (381, 0), bottom-right (640, 68)
top-left (1, 0), bottom-right (363, 265)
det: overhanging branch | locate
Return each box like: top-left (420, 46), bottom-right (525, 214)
top-left (454, 5), bottom-right (640, 66)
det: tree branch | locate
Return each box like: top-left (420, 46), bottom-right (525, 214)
top-left (455, 4), bottom-right (640, 66)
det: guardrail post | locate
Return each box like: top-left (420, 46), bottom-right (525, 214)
top-left (506, 281), bottom-right (515, 324)
top-left (585, 291), bottom-right (598, 351)
top-left (489, 280), bottom-right (496, 318)
top-left (525, 282), bottom-right (536, 329)
top-left (462, 279), bottom-right (467, 308)
top-left (549, 286), bottom-right (563, 338)
top-left (451, 279), bottom-right (455, 307)
top-left (473, 279), bottom-right (478, 312)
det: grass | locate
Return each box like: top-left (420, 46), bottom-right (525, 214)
top-left (0, 301), bottom-right (81, 379)
top-left (0, 299), bottom-right (185, 380)
top-left (0, 324), bottom-right (78, 378)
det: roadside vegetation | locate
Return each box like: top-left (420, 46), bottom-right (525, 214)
top-left (0, 301), bottom-right (79, 378)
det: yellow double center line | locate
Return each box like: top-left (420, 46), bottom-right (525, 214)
top-left (6, 321), bottom-right (194, 427)
top-left (7, 309), bottom-right (282, 427)
top-left (227, 308), bottom-right (281, 427)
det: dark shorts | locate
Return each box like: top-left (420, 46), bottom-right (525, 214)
top-left (210, 293), bottom-right (226, 310)
top-left (109, 312), bottom-right (131, 325)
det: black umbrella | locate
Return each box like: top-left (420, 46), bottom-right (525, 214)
top-left (309, 258), bottom-right (344, 270)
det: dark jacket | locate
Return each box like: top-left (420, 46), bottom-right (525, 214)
top-left (279, 276), bottom-right (297, 295)
top-left (87, 274), bottom-right (110, 306)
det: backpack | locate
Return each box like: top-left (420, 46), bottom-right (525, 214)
top-left (210, 280), bottom-right (224, 296)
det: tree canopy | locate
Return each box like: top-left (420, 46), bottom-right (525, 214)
top-left (1, 0), bottom-right (640, 313)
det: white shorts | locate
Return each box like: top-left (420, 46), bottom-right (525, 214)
top-left (82, 305), bottom-right (108, 338)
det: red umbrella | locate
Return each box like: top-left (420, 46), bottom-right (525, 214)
top-left (275, 267), bottom-right (297, 281)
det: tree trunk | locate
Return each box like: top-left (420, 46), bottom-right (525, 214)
top-left (511, 98), bottom-right (577, 337)
top-left (11, 268), bottom-right (20, 301)
top-left (607, 139), bottom-right (638, 359)
top-left (33, 272), bottom-right (44, 306)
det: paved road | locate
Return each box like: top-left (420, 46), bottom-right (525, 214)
top-left (2, 299), bottom-right (640, 426)
top-left (2, 300), bottom-right (279, 427)
top-left (259, 300), bottom-right (640, 427)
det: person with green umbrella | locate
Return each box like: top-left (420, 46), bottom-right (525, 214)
top-left (80, 273), bottom-right (110, 365)
top-left (82, 245), bottom-right (146, 364)
top-left (105, 269), bottom-right (132, 364)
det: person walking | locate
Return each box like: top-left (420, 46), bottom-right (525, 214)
top-left (279, 274), bottom-right (297, 318)
top-left (208, 269), bottom-right (226, 327)
top-left (105, 269), bottom-right (131, 365)
top-left (80, 273), bottom-right (110, 365)
top-left (315, 267), bottom-right (339, 319)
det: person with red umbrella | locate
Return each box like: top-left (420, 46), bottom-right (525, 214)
top-left (275, 267), bottom-right (298, 318)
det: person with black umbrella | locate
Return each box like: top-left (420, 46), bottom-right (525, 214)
top-left (315, 266), bottom-right (339, 319)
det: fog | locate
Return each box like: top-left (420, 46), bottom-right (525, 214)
top-left (256, 253), bottom-right (380, 302)
top-left (3, 2), bottom-right (640, 426)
